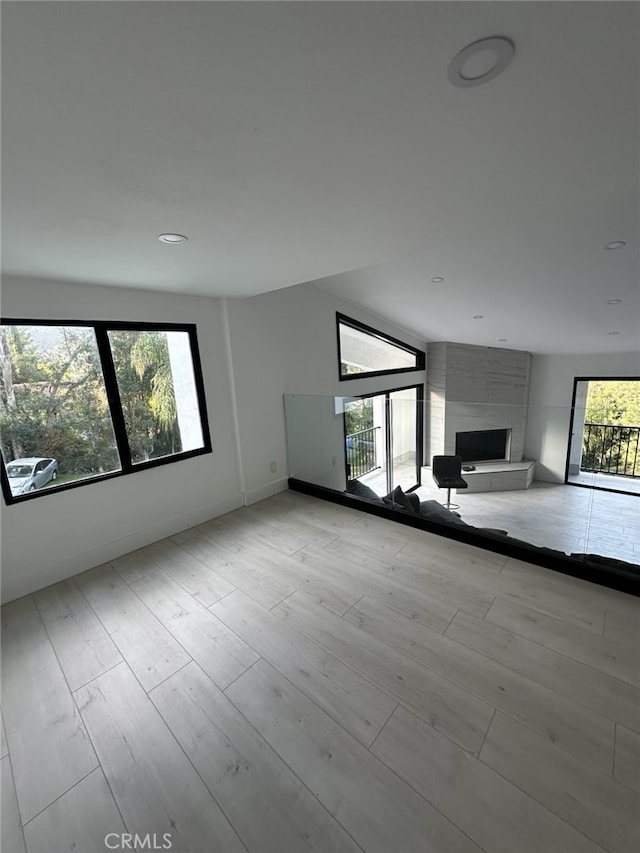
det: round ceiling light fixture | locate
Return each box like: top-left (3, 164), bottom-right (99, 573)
top-left (473, 315), bottom-right (484, 319)
top-left (606, 299), bottom-right (622, 305)
top-left (607, 331), bottom-right (620, 336)
top-left (498, 338), bottom-right (508, 342)
top-left (605, 240), bottom-right (626, 250)
top-left (158, 233), bottom-right (188, 244)
top-left (431, 276), bottom-right (445, 283)
top-left (448, 36), bottom-right (515, 88)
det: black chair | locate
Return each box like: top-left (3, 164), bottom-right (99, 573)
top-left (432, 455), bottom-right (468, 510)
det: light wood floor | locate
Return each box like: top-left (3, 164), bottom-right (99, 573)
top-left (2, 490), bottom-right (639, 853)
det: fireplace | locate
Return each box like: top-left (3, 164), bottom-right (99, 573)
top-left (455, 428), bottom-right (511, 463)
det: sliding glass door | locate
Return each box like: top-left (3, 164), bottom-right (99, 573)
top-left (566, 376), bottom-right (640, 495)
top-left (389, 386), bottom-right (421, 491)
top-left (345, 384), bottom-right (422, 495)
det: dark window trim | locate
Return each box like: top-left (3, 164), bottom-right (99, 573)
top-left (1, 318), bottom-right (212, 505)
top-left (336, 312), bottom-right (425, 382)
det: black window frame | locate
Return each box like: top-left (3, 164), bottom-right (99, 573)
top-left (336, 312), bottom-right (425, 381)
top-left (1, 318), bottom-right (212, 505)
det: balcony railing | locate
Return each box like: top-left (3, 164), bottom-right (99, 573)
top-left (346, 426), bottom-right (380, 479)
top-left (581, 423), bottom-right (640, 478)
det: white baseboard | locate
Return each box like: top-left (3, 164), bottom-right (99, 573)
top-left (99, 492), bottom-right (245, 558)
top-left (244, 477), bottom-right (289, 506)
top-left (1, 493), bottom-right (244, 604)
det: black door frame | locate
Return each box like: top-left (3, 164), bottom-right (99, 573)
top-left (565, 375), bottom-right (640, 497)
top-left (343, 383), bottom-right (424, 493)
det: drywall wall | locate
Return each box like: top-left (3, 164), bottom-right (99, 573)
top-left (226, 283), bottom-right (427, 502)
top-left (1, 276), bottom-right (244, 602)
top-left (525, 350), bottom-right (640, 482)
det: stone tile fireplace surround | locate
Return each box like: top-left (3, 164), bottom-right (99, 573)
top-left (426, 342), bottom-right (532, 467)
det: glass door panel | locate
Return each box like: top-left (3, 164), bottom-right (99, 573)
top-left (566, 378), bottom-right (640, 493)
top-left (344, 385), bottom-right (422, 496)
top-left (390, 387), bottom-right (420, 491)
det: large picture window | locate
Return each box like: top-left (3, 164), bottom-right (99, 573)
top-left (337, 313), bottom-right (425, 380)
top-left (0, 320), bottom-right (211, 503)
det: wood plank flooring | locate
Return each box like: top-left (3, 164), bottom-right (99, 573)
top-left (1, 490), bottom-right (638, 853)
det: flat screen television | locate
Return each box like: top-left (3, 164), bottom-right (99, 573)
top-left (455, 428), bottom-right (509, 463)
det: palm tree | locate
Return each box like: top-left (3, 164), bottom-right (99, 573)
top-left (129, 332), bottom-right (177, 432)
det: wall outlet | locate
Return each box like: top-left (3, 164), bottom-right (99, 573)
top-left (269, 461), bottom-right (277, 474)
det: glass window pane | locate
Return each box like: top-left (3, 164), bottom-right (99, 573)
top-left (345, 397), bottom-right (379, 480)
top-left (108, 329), bottom-right (205, 465)
top-left (339, 320), bottom-right (419, 377)
top-left (0, 324), bottom-right (121, 495)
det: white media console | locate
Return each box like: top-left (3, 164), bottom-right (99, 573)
top-left (422, 460), bottom-right (536, 494)
top-left (459, 460), bottom-right (536, 493)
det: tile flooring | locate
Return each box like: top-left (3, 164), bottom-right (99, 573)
top-left (360, 466), bottom-right (639, 565)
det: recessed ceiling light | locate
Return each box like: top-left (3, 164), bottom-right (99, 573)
top-left (448, 36), bottom-right (515, 88)
top-left (430, 276), bottom-right (445, 283)
top-left (158, 233), bottom-right (188, 244)
top-left (498, 338), bottom-right (507, 342)
top-left (473, 315), bottom-right (484, 319)
top-left (605, 241), bottom-right (626, 250)
top-left (607, 331), bottom-right (620, 335)
top-left (606, 299), bottom-right (622, 305)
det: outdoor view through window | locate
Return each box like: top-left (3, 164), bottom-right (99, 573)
top-left (0, 323), bottom-right (208, 500)
top-left (337, 314), bottom-right (423, 379)
top-left (108, 329), bottom-right (204, 464)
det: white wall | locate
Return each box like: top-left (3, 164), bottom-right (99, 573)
top-left (1, 276), bottom-right (244, 602)
top-left (226, 283), bottom-right (427, 501)
top-left (525, 351), bottom-right (640, 482)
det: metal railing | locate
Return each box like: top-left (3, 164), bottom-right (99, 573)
top-left (346, 426), bottom-right (380, 479)
top-left (581, 423), bottom-right (640, 478)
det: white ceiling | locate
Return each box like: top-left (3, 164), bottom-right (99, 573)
top-left (2, 1), bottom-right (638, 355)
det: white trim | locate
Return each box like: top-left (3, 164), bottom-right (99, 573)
top-left (1, 493), bottom-right (244, 604)
top-left (244, 478), bottom-right (289, 506)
